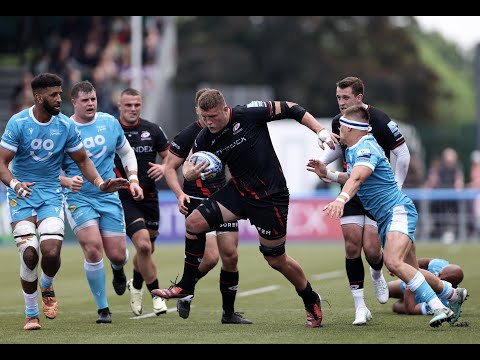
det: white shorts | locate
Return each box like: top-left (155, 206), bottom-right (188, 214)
top-left (340, 215), bottom-right (377, 228)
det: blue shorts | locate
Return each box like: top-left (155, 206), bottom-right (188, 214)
top-left (379, 200), bottom-right (418, 247)
top-left (7, 186), bottom-right (64, 223)
top-left (65, 192), bottom-right (125, 234)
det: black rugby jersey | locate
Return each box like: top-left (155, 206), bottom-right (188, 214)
top-left (193, 101), bottom-right (288, 201)
top-left (114, 118), bottom-right (169, 198)
top-left (169, 120), bottom-right (225, 198)
top-left (332, 105), bottom-right (405, 171)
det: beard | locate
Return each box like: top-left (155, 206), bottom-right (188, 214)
top-left (43, 101), bottom-right (60, 116)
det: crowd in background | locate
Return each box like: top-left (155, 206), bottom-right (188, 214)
top-left (10, 16), bottom-right (164, 117)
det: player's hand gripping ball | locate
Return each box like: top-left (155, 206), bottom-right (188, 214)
top-left (189, 151), bottom-right (223, 180)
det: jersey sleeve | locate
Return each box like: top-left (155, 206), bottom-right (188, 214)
top-left (353, 146), bottom-right (378, 172)
top-left (170, 132), bottom-right (191, 159)
top-left (65, 122), bottom-right (84, 154)
top-left (378, 115), bottom-right (405, 150)
top-left (114, 120), bottom-right (127, 150)
top-left (192, 129), bottom-right (208, 153)
top-left (0, 117), bottom-right (20, 153)
top-left (244, 101), bottom-right (275, 124)
top-left (154, 125), bottom-right (169, 153)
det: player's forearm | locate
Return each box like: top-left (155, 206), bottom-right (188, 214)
top-left (0, 148), bottom-right (15, 186)
top-left (164, 167), bottom-right (184, 198)
top-left (76, 157), bottom-right (102, 186)
top-left (0, 164), bottom-right (14, 187)
top-left (300, 111), bottom-right (325, 134)
top-left (117, 140), bottom-right (139, 182)
top-left (340, 176), bottom-right (362, 199)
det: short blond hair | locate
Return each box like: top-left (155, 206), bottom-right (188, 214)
top-left (197, 89), bottom-right (226, 111)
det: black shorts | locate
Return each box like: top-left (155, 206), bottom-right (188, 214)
top-left (186, 196), bottom-right (238, 232)
top-left (343, 194), bottom-right (375, 220)
top-left (209, 181), bottom-right (289, 240)
top-left (121, 195), bottom-right (159, 231)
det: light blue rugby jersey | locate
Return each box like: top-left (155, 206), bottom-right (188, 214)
top-left (0, 106), bottom-right (83, 188)
top-left (345, 134), bottom-right (411, 223)
top-left (428, 258), bottom-right (449, 276)
top-left (62, 112), bottom-right (126, 195)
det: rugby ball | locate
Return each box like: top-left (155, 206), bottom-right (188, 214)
top-left (189, 151), bottom-right (223, 179)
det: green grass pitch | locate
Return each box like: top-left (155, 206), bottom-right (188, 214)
top-left (0, 242), bottom-right (478, 344)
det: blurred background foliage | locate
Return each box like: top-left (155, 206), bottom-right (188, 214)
top-left (0, 16), bottom-right (476, 172)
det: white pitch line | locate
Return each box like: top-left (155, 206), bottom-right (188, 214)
top-left (238, 285), bottom-right (280, 297)
top-left (130, 306), bottom-right (181, 320)
top-left (312, 270), bottom-right (344, 281)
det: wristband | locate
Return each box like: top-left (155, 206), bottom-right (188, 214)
top-left (339, 191), bottom-right (351, 202)
top-left (335, 197), bottom-right (346, 204)
top-left (326, 169), bottom-right (339, 182)
top-left (94, 176), bottom-right (105, 190)
top-left (128, 174), bottom-right (139, 184)
top-left (9, 179), bottom-right (20, 191)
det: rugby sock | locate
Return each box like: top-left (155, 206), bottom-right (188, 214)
top-left (84, 258), bottom-right (108, 310)
top-left (297, 281), bottom-right (318, 306)
top-left (367, 255), bottom-right (383, 279)
top-left (23, 290), bottom-right (39, 318)
top-left (420, 302), bottom-right (430, 315)
top-left (407, 271), bottom-right (443, 311)
top-left (352, 288), bottom-right (367, 310)
top-left (178, 233), bottom-right (206, 292)
top-left (132, 269), bottom-right (144, 290)
top-left (346, 257), bottom-right (365, 290)
top-left (220, 269), bottom-right (238, 314)
top-left (346, 257), bottom-right (367, 309)
top-left (40, 272), bottom-right (55, 289)
top-left (147, 279), bottom-right (159, 297)
top-left (438, 280), bottom-right (454, 300)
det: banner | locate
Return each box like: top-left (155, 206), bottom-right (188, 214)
top-left (0, 191), bottom-right (343, 244)
top-left (157, 196), bottom-right (343, 242)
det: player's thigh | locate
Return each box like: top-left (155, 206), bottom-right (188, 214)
top-left (121, 196), bottom-right (144, 228)
top-left (65, 195), bottom-right (100, 233)
top-left (208, 182), bottom-right (245, 224)
top-left (143, 197), bottom-right (160, 235)
top-left (96, 193), bottom-right (126, 235)
top-left (246, 190), bottom-right (289, 241)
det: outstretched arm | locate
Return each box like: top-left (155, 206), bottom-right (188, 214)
top-left (69, 148), bottom-right (129, 192)
top-left (320, 165), bottom-right (372, 219)
top-left (272, 101), bottom-right (339, 150)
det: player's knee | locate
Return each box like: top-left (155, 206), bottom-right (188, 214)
top-left (259, 243), bottom-right (286, 270)
top-left (202, 252), bottom-right (220, 269)
top-left (344, 240), bottom-right (362, 258)
top-left (194, 199), bottom-right (223, 232)
top-left (109, 247), bottom-right (128, 266)
top-left (38, 217), bottom-right (64, 242)
top-left (136, 240), bottom-right (152, 257)
top-left (383, 255), bottom-right (400, 275)
top-left (186, 214), bottom-right (209, 234)
top-left (14, 221), bottom-right (39, 281)
top-left (220, 248), bottom-right (238, 267)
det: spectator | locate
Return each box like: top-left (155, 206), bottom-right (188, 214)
top-left (425, 148), bottom-right (464, 240)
